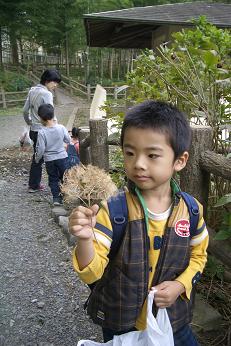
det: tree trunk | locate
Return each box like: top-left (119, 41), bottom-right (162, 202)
top-left (180, 126), bottom-right (213, 217)
top-left (9, 28), bottom-right (19, 65)
top-left (117, 50), bottom-right (121, 80)
top-left (200, 150), bottom-right (231, 181)
top-left (89, 119), bottom-right (109, 171)
top-left (65, 31), bottom-right (70, 77)
top-left (109, 49), bottom-right (113, 80)
top-left (84, 48), bottom-right (89, 84)
top-left (18, 38), bottom-right (23, 64)
top-left (0, 27), bottom-right (3, 67)
top-left (100, 49), bottom-right (104, 82)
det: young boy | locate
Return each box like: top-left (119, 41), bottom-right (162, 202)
top-left (69, 100), bottom-right (209, 345)
top-left (35, 104), bottom-right (71, 205)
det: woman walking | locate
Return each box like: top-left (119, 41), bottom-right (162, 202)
top-left (23, 69), bottom-right (61, 192)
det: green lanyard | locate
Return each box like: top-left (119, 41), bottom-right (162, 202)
top-left (135, 186), bottom-right (149, 234)
top-left (134, 179), bottom-right (180, 234)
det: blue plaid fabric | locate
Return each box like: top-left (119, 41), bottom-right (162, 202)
top-left (174, 325), bottom-right (199, 346)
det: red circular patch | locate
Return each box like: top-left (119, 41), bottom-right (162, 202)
top-left (175, 219), bottom-right (190, 237)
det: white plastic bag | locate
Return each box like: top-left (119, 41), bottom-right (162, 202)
top-left (19, 126), bottom-right (32, 149)
top-left (146, 291), bottom-right (174, 346)
top-left (77, 291), bottom-right (174, 346)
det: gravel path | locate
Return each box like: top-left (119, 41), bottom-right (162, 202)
top-left (0, 92), bottom-right (102, 346)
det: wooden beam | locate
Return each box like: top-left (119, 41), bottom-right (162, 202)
top-left (200, 150), bottom-right (231, 181)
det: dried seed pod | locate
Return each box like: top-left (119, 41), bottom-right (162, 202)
top-left (61, 164), bottom-right (118, 206)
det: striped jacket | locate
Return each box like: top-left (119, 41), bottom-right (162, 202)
top-left (86, 187), bottom-right (207, 332)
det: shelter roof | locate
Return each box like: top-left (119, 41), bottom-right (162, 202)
top-left (84, 2), bottom-right (231, 48)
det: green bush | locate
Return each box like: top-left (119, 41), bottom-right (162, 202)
top-left (0, 70), bottom-right (31, 92)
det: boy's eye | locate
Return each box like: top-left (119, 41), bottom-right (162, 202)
top-left (124, 150), bottom-right (134, 156)
top-left (149, 153), bottom-right (159, 159)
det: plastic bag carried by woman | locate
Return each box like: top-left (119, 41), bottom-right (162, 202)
top-left (77, 290), bottom-right (174, 346)
top-left (19, 126), bottom-right (32, 150)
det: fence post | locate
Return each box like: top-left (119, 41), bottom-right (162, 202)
top-left (87, 84), bottom-right (91, 101)
top-left (114, 86), bottom-right (118, 100)
top-left (1, 87), bottom-right (7, 109)
top-left (89, 119), bottom-right (109, 171)
top-left (180, 126), bottom-right (213, 217)
top-left (79, 127), bottom-right (91, 165)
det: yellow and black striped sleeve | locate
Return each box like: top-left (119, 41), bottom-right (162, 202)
top-left (73, 201), bottom-right (113, 284)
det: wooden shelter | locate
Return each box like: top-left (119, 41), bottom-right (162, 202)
top-left (84, 2), bottom-right (231, 49)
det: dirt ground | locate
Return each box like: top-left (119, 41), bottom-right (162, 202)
top-left (0, 91), bottom-right (103, 346)
top-left (0, 146), bottom-right (103, 346)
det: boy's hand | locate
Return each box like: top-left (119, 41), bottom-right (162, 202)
top-left (151, 281), bottom-right (185, 308)
top-left (69, 204), bottom-right (99, 240)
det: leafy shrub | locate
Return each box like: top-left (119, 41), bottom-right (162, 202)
top-left (0, 70), bottom-right (31, 92)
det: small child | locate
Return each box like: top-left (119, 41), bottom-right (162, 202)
top-left (35, 104), bottom-right (71, 205)
top-left (66, 127), bottom-right (80, 168)
top-left (69, 100), bottom-right (209, 346)
top-left (71, 127), bottom-right (80, 152)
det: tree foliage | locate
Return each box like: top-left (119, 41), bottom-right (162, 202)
top-left (127, 17), bottom-right (231, 150)
top-left (0, 0), bottom-right (199, 63)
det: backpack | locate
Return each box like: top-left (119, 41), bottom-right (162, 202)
top-left (67, 143), bottom-right (80, 168)
top-left (107, 190), bottom-right (199, 259)
top-left (87, 190), bottom-right (199, 292)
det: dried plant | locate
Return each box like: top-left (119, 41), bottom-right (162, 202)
top-left (61, 164), bottom-right (118, 243)
top-left (61, 164), bottom-right (117, 207)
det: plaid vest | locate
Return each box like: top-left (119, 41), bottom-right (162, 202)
top-left (87, 192), bottom-right (196, 332)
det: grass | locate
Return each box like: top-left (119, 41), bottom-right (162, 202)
top-left (0, 107), bottom-right (22, 116)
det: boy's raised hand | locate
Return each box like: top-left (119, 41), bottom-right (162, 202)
top-left (69, 205), bottom-right (99, 240)
top-left (151, 281), bottom-right (185, 308)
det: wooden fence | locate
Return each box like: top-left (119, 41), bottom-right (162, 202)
top-left (0, 67), bottom-right (39, 109)
top-left (1, 67), bottom-right (127, 107)
top-left (78, 120), bottom-right (231, 280)
top-left (61, 75), bottom-right (127, 101)
top-left (0, 87), bottom-right (28, 108)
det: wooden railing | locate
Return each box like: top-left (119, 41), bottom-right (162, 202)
top-left (2, 66), bottom-right (127, 104)
top-left (22, 66), bottom-right (127, 101)
top-left (0, 87), bottom-right (28, 108)
top-left (60, 75), bottom-right (127, 101)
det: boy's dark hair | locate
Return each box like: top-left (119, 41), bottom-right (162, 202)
top-left (38, 104), bottom-right (54, 121)
top-left (71, 127), bottom-right (80, 138)
top-left (40, 69), bottom-right (61, 85)
top-left (121, 100), bottom-right (191, 159)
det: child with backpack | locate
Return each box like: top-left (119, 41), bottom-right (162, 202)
top-left (69, 100), bottom-right (209, 346)
top-left (35, 104), bottom-right (71, 206)
top-left (66, 127), bottom-right (80, 168)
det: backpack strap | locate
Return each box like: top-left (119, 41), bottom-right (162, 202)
top-left (107, 189), bottom-right (128, 260)
top-left (180, 192), bottom-right (199, 237)
top-left (86, 190), bottom-right (128, 293)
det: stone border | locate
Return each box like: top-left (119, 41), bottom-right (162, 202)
top-left (51, 206), bottom-right (77, 247)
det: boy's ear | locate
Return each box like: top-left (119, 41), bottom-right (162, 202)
top-left (174, 151), bottom-right (189, 172)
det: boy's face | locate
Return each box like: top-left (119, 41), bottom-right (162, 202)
top-left (123, 127), bottom-right (188, 194)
